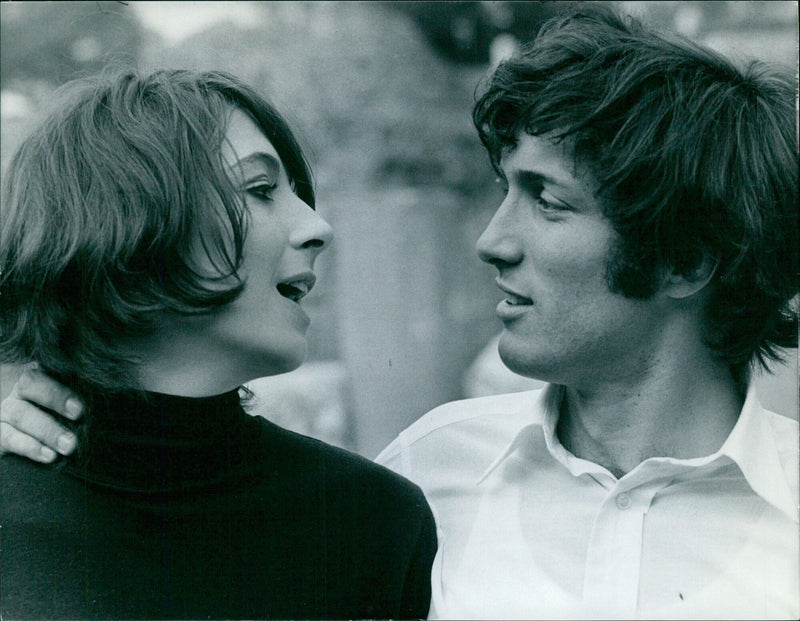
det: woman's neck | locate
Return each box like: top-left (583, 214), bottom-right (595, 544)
top-left (118, 318), bottom-right (288, 397)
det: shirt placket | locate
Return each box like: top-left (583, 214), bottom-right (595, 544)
top-left (582, 482), bottom-right (660, 618)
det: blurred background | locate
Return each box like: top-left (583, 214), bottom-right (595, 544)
top-left (2, 1), bottom-right (797, 457)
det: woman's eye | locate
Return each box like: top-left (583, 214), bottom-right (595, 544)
top-left (245, 181), bottom-right (277, 201)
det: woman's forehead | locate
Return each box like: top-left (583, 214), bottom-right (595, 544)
top-left (222, 107), bottom-right (282, 167)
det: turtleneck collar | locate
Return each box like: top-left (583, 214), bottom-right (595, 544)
top-left (87, 388), bottom-right (244, 438)
top-left (63, 388), bottom-right (256, 493)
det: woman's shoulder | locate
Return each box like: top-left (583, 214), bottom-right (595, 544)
top-left (248, 414), bottom-right (433, 515)
top-left (1, 454), bottom-right (88, 525)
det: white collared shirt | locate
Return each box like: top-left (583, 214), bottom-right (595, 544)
top-left (376, 385), bottom-right (799, 620)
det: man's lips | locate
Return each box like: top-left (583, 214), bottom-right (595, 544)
top-left (496, 280), bottom-right (533, 306)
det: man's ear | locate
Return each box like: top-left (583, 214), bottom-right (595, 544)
top-left (662, 255), bottom-right (718, 299)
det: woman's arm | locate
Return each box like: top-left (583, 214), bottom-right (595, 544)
top-left (0, 365), bottom-right (82, 462)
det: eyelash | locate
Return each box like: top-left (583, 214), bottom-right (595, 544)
top-left (496, 177), bottom-right (566, 213)
top-left (533, 191), bottom-right (563, 212)
top-left (245, 181), bottom-right (278, 201)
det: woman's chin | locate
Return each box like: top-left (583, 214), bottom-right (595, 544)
top-left (261, 347), bottom-right (308, 378)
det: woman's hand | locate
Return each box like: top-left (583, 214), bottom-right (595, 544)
top-left (0, 365), bottom-right (83, 462)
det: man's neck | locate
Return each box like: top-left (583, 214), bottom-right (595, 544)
top-left (555, 355), bottom-right (743, 478)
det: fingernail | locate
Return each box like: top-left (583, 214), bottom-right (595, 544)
top-left (65, 398), bottom-right (84, 420)
top-left (40, 446), bottom-right (57, 462)
top-left (57, 433), bottom-right (77, 454)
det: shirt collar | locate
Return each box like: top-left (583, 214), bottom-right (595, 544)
top-left (477, 384), bottom-right (561, 485)
top-left (717, 384), bottom-right (798, 521)
top-left (479, 383), bottom-right (797, 522)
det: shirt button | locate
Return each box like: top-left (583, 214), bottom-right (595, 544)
top-left (615, 493), bottom-right (632, 510)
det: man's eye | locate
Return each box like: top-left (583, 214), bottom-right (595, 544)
top-left (533, 190), bottom-right (570, 213)
top-left (495, 177), bottom-right (509, 195)
top-left (245, 182), bottom-right (277, 201)
top-left (534, 194), bottom-right (558, 210)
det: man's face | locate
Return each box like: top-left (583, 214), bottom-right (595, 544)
top-left (477, 134), bottom-right (667, 388)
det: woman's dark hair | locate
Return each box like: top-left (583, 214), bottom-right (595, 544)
top-left (473, 5), bottom-right (798, 381)
top-left (1, 68), bottom-right (315, 390)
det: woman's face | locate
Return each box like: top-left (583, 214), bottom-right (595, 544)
top-left (188, 107), bottom-right (333, 384)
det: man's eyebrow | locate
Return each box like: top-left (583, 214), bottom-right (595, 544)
top-left (515, 169), bottom-right (573, 190)
top-left (234, 152), bottom-right (281, 178)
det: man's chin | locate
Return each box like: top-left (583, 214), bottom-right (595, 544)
top-left (497, 335), bottom-right (550, 383)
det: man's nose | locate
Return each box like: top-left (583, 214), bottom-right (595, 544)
top-left (476, 199), bottom-right (522, 268)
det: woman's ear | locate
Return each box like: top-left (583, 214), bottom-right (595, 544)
top-left (662, 255), bottom-right (718, 300)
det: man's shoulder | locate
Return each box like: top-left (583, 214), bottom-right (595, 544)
top-left (376, 389), bottom-right (545, 475)
top-left (400, 389), bottom-right (543, 442)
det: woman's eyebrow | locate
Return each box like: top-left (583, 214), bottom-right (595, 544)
top-left (234, 152), bottom-right (281, 178)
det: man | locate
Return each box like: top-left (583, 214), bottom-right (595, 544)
top-left (382, 7), bottom-right (798, 618)
top-left (2, 6), bottom-right (798, 619)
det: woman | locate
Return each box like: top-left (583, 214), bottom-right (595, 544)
top-left (0, 68), bottom-right (436, 619)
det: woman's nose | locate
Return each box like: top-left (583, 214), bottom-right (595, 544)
top-left (291, 204), bottom-right (334, 253)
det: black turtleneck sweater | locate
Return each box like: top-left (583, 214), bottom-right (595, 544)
top-left (1, 389), bottom-right (437, 620)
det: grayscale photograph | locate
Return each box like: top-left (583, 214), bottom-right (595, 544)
top-left (1, 1), bottom-right (798, 619)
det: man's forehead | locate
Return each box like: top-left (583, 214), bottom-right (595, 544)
top-left (498, 133), bottom-right (587, 184)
